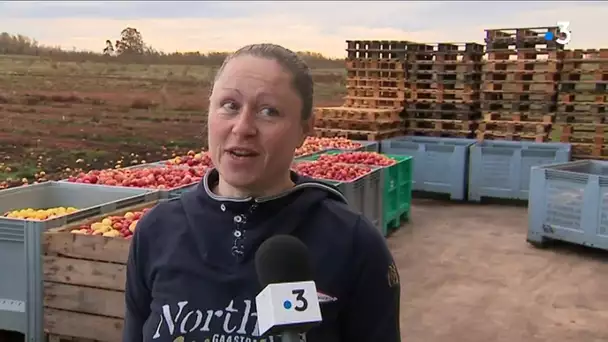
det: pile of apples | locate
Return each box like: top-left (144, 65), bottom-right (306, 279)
top-left (66, 165), bottom-right (208, 189)
top-left (306, 137), bottom-right (363, 150)
top-left (292, 161), bottom-right (372, 181)
top-left (295, 143), bottom-right (326, 158)
top-left (317, 152), bottom-right (396, 167)
top-left (164, 150), bottom-right (214, 168)
top-left (4, 206), bottom-right (79, 221)
top-left (295, 137), bottom-right (363, 157)
top-left (70, 208), bottom-right (152, 238)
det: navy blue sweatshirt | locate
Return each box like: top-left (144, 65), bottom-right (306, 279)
top-left (123, 169), bottom-right (401, 342)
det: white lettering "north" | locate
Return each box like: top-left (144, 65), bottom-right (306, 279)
top-left (152, 300), bottom-right (259, 339)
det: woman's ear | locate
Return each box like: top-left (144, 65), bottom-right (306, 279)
top-left (305, 115), bottom-right (314, 135)
top-left (298, 116), bottom-right (314, 147)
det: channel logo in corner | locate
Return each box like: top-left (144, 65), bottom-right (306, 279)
top-left (545, 21), bottom-right (572, 45)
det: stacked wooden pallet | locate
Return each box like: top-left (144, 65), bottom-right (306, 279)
top-left (403, 42), bottom-right (484, 138)
top-left (313, 40), bottom-right (407, 141)
top-left (555, 49), bottom-right (608, 159)
top-left (480, 27), bottom-right (564, 142)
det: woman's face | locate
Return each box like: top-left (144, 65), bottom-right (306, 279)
top-left (207, 55), bottom-right (309, 194)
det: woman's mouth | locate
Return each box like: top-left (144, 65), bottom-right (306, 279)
top-left (226, 148), bottom-right (260, 159)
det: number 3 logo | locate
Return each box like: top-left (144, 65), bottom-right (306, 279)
top-left (292, 289), bottom-right (309, 312)
top-left (556, 21), bottom-right (572, 45)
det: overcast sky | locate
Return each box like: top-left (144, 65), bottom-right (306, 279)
top-left (0, 1), bottom-right (606, 57)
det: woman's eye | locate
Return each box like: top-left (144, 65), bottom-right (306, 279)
top-left (259, 107), bottom-right (279, 117)
top-left (221, 101), bottom-right (239, 112)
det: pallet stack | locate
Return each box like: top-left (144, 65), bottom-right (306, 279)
top-left (480, 27), bottom-right (564, 142)
top-left (313, 40), bottom-right (408, 141)
top-left (403, 42), bottom-right (484, 138)
top-left (556, 49), bottom-right (608, 159)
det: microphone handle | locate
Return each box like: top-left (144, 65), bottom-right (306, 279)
top-left (281, 331), bottom-right (303, 342)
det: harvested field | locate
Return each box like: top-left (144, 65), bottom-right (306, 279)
top-left (0, 56), bottom-right (346, 186)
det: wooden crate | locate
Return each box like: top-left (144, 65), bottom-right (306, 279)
top-left (43, 201), bottom-right (161, 342)
top-left (48, 334), bottom-right (97, 342)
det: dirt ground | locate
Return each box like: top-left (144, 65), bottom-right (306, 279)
top-left (390, 199), bottom-right (608, 342)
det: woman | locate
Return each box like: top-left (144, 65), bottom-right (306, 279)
top-left (123, 43), bottom-right (401, 342)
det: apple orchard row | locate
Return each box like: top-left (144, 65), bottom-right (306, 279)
top-left (3, 137), bottom-right (399, 239)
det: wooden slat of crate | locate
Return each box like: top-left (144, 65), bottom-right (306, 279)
top-left (315, 117), bottom-right (402, 131)
top-left (44, 256), bottom-right (126, 291)
top-left (44, 231), bottom-right (131, 264)
top-left (314, 106), bottom-right (402, 121)
top-left (476, 131), bottom-right (550, 143)
top-left (571, 143), bottom-right (608, 160)
top-left (313, 127), bottom-right (402, 141)
top-left (556, 124), bottom-right (608, 145)
top-left (406, 118), bottom-right (477, 132)
top-left (483, 112), bottom-right (554, 123)
top-left (343, 96), bottom-right (404, 109)
top-left (44, 283), bottom-right (125, 318)
top-left (48, 334), bottom-right (98, 342)
top-left (43, 201), bottom-right (160, 342)
top-left (45, 308), bottom-right (123, 342)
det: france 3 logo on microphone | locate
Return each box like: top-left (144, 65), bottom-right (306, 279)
top-left (255, 281), bottom-right (322, 337)
top-left (545, 21), bottom-right (572, 45)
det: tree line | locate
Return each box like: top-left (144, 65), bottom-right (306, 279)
top-left (0, 28), bottom-right (345, 69)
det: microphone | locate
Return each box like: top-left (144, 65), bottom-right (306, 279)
top-left (254, 235), bottom-right (322, 342)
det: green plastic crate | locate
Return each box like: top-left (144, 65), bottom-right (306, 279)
top-left (293, 148), bottom-right (332, 161)
top-left (293, 148), bottom-right (337, 161)
top-left (383, 155), bottom-right (413, 235)
top-left (294, 151), bottom-right (412, 236)
top-left (294, 141), bottom-right (378, 161)
top-left (294, 149), bottom-right (345, 162)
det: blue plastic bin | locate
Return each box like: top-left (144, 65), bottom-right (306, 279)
top-left (381, 136), bottom-right (476, 200)
top-left (468, 140), bottom-right (571, 201)
top-left (527, 160), bottom-right (608, 251)
top-left (291, 160), bottom-right (383, 231)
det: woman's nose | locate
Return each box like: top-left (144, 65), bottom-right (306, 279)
top-left (231, 109), bottom-right (257, 136)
